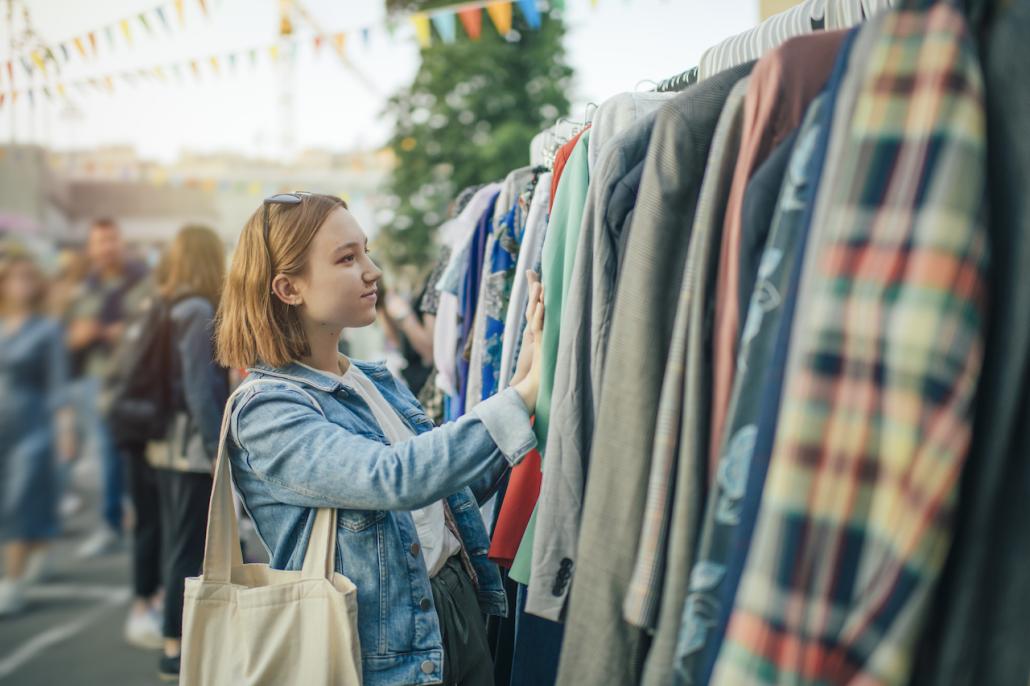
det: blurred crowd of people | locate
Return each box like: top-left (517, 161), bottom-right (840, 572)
top-left (0, 217), bottom-right (438, 680)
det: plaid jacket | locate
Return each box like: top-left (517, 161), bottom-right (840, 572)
top-left (711, 3), bottom-right (989, 684)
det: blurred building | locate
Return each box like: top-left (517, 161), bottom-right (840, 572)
top-left (0, 142), bottom-right (393, 251)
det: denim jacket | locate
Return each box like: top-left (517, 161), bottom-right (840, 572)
top-left (227, 358), bottom-right (536, 686)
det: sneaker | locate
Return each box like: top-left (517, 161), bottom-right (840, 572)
top-left (158, 654), bottom-right (180, 682)
top-left (23, 548), bottom-right (55, 585)
top-left (75, 528), bottom-right (121, 559)
top-left (0, 579), bottom-right (27, 617)
top-left (125, 606), bottom-right (164, 650)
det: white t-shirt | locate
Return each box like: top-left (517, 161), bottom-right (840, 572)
top-left (299, 359), bottom-right (462, 577)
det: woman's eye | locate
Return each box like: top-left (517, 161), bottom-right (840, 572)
top-left (337, 254), bottom-right (355, 264)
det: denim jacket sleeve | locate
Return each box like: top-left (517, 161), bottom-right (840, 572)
top-left (231, 384), bottom-right (536, 511)
top-left (172, 297), bottom-right (229, 461)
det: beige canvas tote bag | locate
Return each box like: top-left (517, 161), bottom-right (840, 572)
top-left (180, 382), bottom-right (362, 685)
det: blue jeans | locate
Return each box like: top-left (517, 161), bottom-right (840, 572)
top-left (71, 377), bottom-right (123, 533)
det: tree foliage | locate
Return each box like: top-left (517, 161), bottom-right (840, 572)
top-left (378, 1), bottom-right (572, 273)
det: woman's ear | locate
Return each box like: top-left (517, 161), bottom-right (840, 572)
top-left (271, 273), bottom-right (303, 307)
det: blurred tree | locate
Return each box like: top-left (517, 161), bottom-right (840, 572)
top-left (377, 0), bottom-right (573, 272)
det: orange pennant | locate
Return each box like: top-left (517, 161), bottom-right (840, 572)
top-left (458, 8), bottom-right (483, 41)
top-left (333, 33), bottom-right (346, 52)
top-left (120, 19), bottom-right (133, 45)
top-left (174, 0), bottom-right (186, 26)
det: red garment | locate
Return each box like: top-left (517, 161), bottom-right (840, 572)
top-left (709, 30), bottom-right (847, 481)
top-left (488, 447), bottom-right (542, 567)
top-left (548, 126), bottom-right (589, 213)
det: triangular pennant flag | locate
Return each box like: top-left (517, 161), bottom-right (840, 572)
top-left (385, 18), bottom-right (398, 38)
top-left (209, 56), bottom-right (220, 74)
top-left (411, 14), bottom-right (431, 48)
top-left (45, 47), bottom-right (58, 65)
top-left (174, 0), bottom-right (186, 26)
top-left (228, 53), bottom-right (237, 70)
top-left (60, 43), bottom-right (71, 62)
top-left (190, 60), bottom-right (201, 77)
top-left (0, 94), bottom-right (5, 109)
top-left (249, 48), bottom-right (258, 67)
top-left (56, 83), bottom-right (66, 97)
top-left (361, 27), bottom-right (371, 46)
top-left (30, 52), bottom-right (47, 74)
top-left (333, 33), bottom-right (346, 53)
top-left (486, 2), bottom-right (513, 36)
top-left (197, 0), bottom-right (209, 17)
top-left (88, 32), bottom-right (98, 55)
top-left (156, 6), bottom-right (171, 31)
top-left (104, 75), bottom-right (115, 91)
top-left (431, 12), bottom-right (457, 44)
top-left (5, 61), bottom-right (12, 83)
top-left (11, 91), bottom-right (18, 104)
top-left (105, 25), bottom-right (116, 49)
top-left (458, 9), bottom-right (482, 41)
top-left (517, 0), bottom-right (541, 29)
top-left (120, 19), bottom-right (133, 45)
top-left (313, 34), bottom-right (323, 54)
top-left (20, 56), bottom-right (34, 77)
top-left (42, 86), bottom-right (52, 100)
top-left (268, 45), bottom-right (280, 61)
top-left (153, 66), bottom-right (167, 80)
top-left (73, 37), bottom-right (87, 58)
top-left (139, 13), bottom-right (154, 35)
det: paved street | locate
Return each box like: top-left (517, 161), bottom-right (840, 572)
top-left (1, 459), bottom-right (170, 686)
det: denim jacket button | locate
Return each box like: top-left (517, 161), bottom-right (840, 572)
top-left (421, 661), bottom-right (435, 674)
top-left (420, 597), bottom-right (432, 611)
top-left (410, 543), bottom-right (421, 557)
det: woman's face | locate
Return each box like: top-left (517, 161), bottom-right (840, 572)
top-left (2, 262), bottom-right (41, 311)
top-left (293, 207), bottom-right (382, 331)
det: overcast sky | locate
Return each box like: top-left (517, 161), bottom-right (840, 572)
top-left (1, 0), bottom-right (757, 162)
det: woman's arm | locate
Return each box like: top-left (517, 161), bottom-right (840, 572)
top-left (232, 384), bottom-right (536, 512)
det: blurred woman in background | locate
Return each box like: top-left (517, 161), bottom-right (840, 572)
top-left (0, 252), bottom-right (76, 616)
top-left (148, 225), bottom-right (229, 681)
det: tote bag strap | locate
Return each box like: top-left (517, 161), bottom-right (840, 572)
top-left (202, 378), bottom-right (337, 584)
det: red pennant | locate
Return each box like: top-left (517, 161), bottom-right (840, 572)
top-left (458, 8), bottom-right (483, 40)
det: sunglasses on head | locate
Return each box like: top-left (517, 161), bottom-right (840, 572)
top-left (262, 191), bottom-right (313, 246)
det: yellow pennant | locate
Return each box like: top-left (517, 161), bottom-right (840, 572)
top-left (209, 56), bottom-right (220, 75)
top-left (120, 19), bottom-right (133, 45)
top-left (73, 37), bottom-right (88, 58)
top-left (486, 1), bottom-right (513, 36)
top-left (30, 51), bottom-right (47, 73)
top-left (411, 14), bottom-right (431, 48)
top-left (174, 0), bottom-right (186, 26)
top-left (268, 45), bottom-right (280, 61)
top-left (56, 83), bottom-right (66, 97)
top-left (333, 32), bottom-right (346, 53)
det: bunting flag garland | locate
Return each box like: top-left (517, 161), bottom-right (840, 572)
top-left (0, 0), bottom-right (563, 110)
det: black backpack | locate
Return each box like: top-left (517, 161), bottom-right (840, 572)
top-left (105, 291), bottom-right (180, 447)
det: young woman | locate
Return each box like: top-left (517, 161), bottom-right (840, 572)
top-left (215, 192), bottom-right (543, 686)
top-left (0, 253), bottom-right (76, 616)
top-left (149, 226), bottom-right (230, 681)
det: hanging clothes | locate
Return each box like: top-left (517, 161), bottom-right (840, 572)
top-left (709, 28), bottom-right (848, 483)
top-left (633, 76), bottom-right (751, 686)
top-left (711, 2), bottom-right (988, 681)
top-left (528, 102), bottom-right (669, 621)
top-left (911, 2), bottom-right (1030, 684)
top-left (505, 129), bottom-right (592, 586)
top-left (555, 61), bottom-right (754, 686)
